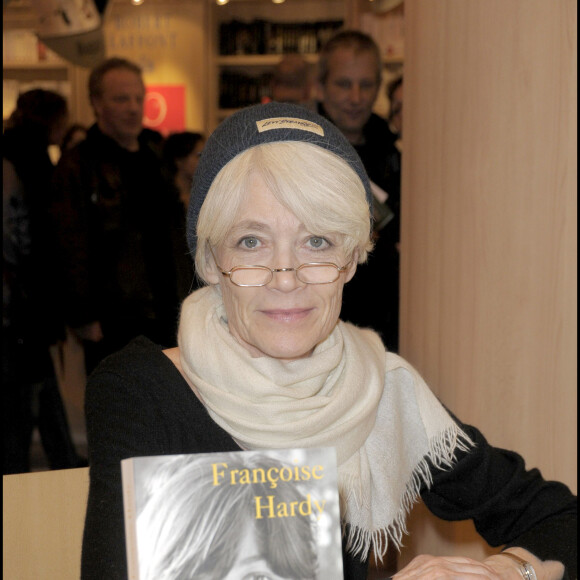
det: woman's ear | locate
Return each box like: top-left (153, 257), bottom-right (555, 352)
top-left (345, 250), bottom-right (359, 283)
top-left (203, 244), bottom-right (221, 285)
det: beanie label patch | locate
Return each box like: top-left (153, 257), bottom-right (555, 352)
top-left (256, 117), bottom-right (324, 137)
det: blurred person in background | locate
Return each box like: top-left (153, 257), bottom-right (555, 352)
top-left (50, 57), bottom-right (179, 374)
top-left (61, 123), bottom-right (88, 152)
top-left (163, 131), bottom-right (205, 210)
top-left (316, 30), bottom-right (401, 354)
top-left (3, 88), bottom-right (86, 473)
top-left (386, 74), bottom-right (403, 140)
top-left (270, 53), bottom-right (316, 110)
top-left (162, 131), bottom-right (206, 302)
top-left (382, 74), bottom-right (403, 253)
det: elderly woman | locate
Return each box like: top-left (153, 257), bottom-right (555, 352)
top-left (81, 103), bottom-right (576, 580)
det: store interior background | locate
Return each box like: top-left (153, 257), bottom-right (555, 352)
top-left (4, 0), bottom-right (404, 137)
top-left (3, 0), bottom-right (576, 567)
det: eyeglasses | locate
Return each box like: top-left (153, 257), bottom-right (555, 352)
top-left (210, 247), bottom-right (352, 287)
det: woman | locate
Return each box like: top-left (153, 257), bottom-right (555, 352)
top-left (162, 131), bottom-right (206, 302)
top-left (162, 131), bottom-right (206, 209)
top-left (81, 103), bottom-right (576, 579)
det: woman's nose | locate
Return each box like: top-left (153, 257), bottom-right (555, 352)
top-left (267, 266), bottom-right (303, 291)
top-left (266, 247), bottom-right (304, 291)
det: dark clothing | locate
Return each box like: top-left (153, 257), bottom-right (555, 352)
top-left (317, 104), bottom-right (402, 352)
top-left (3, 126), bottom-right (81, 473)
top-left (81, 337), bottom-right (577, 580)
top-left (50, 125), bottom-right (180, 363)
top-left (3, 333), bottom-right (82, 473)
top-left (166, 192), bottom-right (199, 305)
top-left (4, 126), bottom-right (64, 355)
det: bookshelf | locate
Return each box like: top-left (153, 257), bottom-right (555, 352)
top-left (208, 0), bottom-right (345, 130)
top-left (2, 28), bottom-right (75, 124)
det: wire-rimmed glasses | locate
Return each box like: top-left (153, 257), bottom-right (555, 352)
top-left (210, 247), bottom-right (352, 287)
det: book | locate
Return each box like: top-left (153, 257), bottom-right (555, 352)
top-left (121, 447), bottom-right (344, 580)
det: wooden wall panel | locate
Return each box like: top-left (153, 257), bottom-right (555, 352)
top-left (398, 0), bottom-right (576, 562)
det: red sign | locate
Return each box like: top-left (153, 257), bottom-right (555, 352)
top-left (143, 85), bottom-right (185, 136)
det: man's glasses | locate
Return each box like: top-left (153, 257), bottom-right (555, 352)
top-left (210, 247), bottom-right (352, 287)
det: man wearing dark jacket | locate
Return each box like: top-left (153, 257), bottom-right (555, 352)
top-left (316, 31), bottom-right (401, 354)
top-left (50, 57), bottom-right (179, 372)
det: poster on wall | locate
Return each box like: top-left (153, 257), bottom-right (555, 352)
top-left (143, 85), bottom-right (185, 137)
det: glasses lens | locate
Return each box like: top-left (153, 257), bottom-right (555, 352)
top-left (230, 266), bottom-right (272, 286)
top-left (297, 264), bottom-right (340, 284)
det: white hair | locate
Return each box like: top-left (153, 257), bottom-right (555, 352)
top-left (195, 141), bottom-right (373, 284)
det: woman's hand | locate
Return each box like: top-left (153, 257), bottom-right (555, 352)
top-left (392, 549), bottom-right (565, 580)
top-left (484, 549), bottom-right (565, 580)
top-left (392, 554), bottom-right (521, 579)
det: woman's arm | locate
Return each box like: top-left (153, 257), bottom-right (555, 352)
top-left (80, 338), bottom-right (242, 579)
top-left (416, 420), bottom-right (576, 578)
top-left (81, 364), bottom-right (168, 580)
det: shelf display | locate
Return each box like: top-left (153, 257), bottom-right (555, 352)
top-left (3, 29), bottom-right (73, 122)
top-left (218, 18), bottom-right (342, 56)
top-left (208, 0), bottom-right (345, 130)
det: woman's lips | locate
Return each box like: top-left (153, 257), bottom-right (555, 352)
top-left (260, 308), bottom-right (313, 322)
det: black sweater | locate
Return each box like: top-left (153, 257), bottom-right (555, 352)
top-left (81, 337), bottom-right (577, 579)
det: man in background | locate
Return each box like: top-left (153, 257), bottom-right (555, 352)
top-left (50, 57), bottom-right (179, 373)
top-left (316, 30), bottom-right (402, 354)
top-left (270, 53), bottom-right (315, 109)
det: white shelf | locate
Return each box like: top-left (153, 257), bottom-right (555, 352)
top-left (3, 62), bottom-right (69, 70)
top-left (217, 53), bottom-right (319, 67)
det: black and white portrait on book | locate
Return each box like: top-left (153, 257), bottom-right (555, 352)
top-left (122, 447), bottom-right (343, 580)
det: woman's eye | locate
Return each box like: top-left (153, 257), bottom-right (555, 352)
top-left (240, 237), bottom-right (260, 249)
top-left (308, 236), bottom-right (329, 249)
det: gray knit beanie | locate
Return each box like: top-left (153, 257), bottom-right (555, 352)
top-left (186, 101), bottom-right (373, 256)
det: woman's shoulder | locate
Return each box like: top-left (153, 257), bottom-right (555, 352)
top-left (85, 336), bottom-right (207, 427)
top-left (383, 351), bottom-right (431, 388)
top-left (88, 336), bottom-right (186, 398)
top-left (95, 336), bottom-right (166, 372)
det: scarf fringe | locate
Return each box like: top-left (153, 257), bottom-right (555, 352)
top-left (343, 423), bottom-right (474, 562)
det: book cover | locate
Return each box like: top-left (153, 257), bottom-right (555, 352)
top-left (121, 447), bottom-right (343, 580)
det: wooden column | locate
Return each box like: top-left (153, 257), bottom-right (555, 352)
top-left (398, 0), bottom-right (577, 562)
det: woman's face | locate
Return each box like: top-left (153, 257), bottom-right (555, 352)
top-left (207, 172), bottom-right (357, 361)
top-left (177, 139), bottom-right (205, 180)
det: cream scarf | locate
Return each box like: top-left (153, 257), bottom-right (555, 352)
top-left (178, 286), bottom-right (472, 560)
